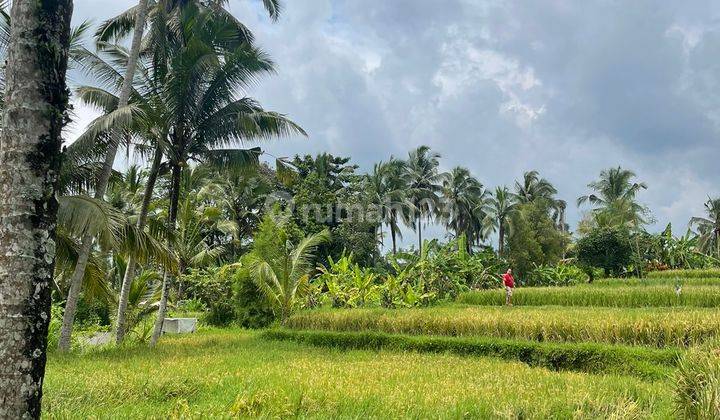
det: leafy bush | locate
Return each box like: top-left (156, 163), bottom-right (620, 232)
top-left (458, 285), bottom-right (720, 308)
top-left (286, 306), bottom-right (720, 348)
top-left (234, 264), bottom-right (275, 328)
top-left (505, 201), bottom-right (568, 277)
top-left (390, 241), bottom-right (506, 297)
top-left (183, 266), bottom-right (238, 327)
top-left (316, 254), bottom-right (381, 308)
top-left (674, 345), bottom-right (720, 419)
top-left (262, 329), bottom-right (678, 379)
top-left (523, 264), bottom-right (586, 287)
top-left (309, 239), bottom-right (506, 310)
top-left (576, 226), bottom-right (633, 278)
top-left (74, 295), bottom-right (112, 328)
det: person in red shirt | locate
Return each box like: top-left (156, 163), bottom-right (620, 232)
top-left (501, 269), bottom-right (515, 306)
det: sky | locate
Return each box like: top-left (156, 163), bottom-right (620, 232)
top-left (70, 0), bottom-right (720, 247)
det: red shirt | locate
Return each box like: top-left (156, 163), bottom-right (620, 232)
top-left (503, 273), bottom-right (515, 288)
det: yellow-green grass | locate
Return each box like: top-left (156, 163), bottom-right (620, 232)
top-left (592, 277), bottom-right (720, 287)
top-left (262, 329), bottom-right (680, 379)
top-left (646, 269), bottom-right (720, 279)
top-left (44, 329), bottom-right (672, 418)
top-left (458, 285), bottom-right (720, 308)
top-left (286, 306), bottom-right (720, 348)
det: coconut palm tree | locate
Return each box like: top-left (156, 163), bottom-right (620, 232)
top-left (405, 146), bottom-right (444, 254)
top-left (58, 0), bottom-right (151, 352)
top-left (483, 186), bottom-right (517, 255)
top-left (147, 5), bottom-right (305, 345)
top-left (515, 170), bottom-right (557, 204)
top-left (0, 0), bottom-right (73, 414)
top-left (197, 165), bottom-right (273, 258)
top-left (690, 197), bottom-right (720, 259)
top-left (368, 158), bottom-right (412, 254)
top-left (577, 166), bottom-right (649, 228)
top-left (72, 39), bottom-right (176, 343)
top-left (440, 166), bottom-right (490, 250)
top-left (246, 221), bottom-right (329, 324)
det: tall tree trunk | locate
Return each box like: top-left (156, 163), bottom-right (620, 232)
top-left (150, 163), bottom-right (181, 346)
top-left (498, 221), bottom-right (505, 256)
top-left (390, 213), bottom-right (397, 255)
top-left (114, 146), bottom-right (162, 344)
top-left (58, 0), bottom-right (150, 352)
top-left (417, 214), bottom-right (423, 255)
top-left (0, 0), bottom-right (73, 417)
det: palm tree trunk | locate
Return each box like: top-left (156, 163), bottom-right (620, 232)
top-left (0, 0), bottom-right (72, 416)
top-left (150, 271), bottom-right (171, 346)
top-left (417, 214), bottom-right (423, 255)
top-left (58, 0), bottom-right (150, 352)
top-left (150, 163), bottom-right (181, 346)
top-left (390, 215), bottom-right (398, 255)
top-left (115, 146), bottom-right (162, 344)
top-left (498, 222), bottom-right (505, 256)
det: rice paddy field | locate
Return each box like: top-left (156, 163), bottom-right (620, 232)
top-left (44, 270), bottom-right (720, 418)
top-left (44, 330), bottom-right (673, 419)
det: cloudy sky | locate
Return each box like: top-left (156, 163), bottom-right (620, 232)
top-left (71, 0), bottom-right (720, 246)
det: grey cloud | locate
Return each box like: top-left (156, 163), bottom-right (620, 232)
top-left (70, 0), bottom-right (720, 247)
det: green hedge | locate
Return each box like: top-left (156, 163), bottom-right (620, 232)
top-left (457, 285), bottom-right (720, 308)
top-left (647, 269), bottom-right (720, 279)
top-left (262, 329), bottom-right (680, 379)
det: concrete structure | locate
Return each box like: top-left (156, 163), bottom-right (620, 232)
top-left (162, 318), bottom-right (198, 334)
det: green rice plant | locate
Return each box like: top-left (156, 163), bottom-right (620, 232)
top-left (286, 306), bottom-right (720, 348)
top-left (673, 345), bottom-right (720, 419)
top-left (457, 285), bottom-right (720, 308)
top-left (43, 329), bottom-right (673, 418)
top-left (593, 277), bottom-right (720, 287)
top-left (262, 329), bottom-right (680, 379)
top-left (647, 269), bottom-right (720, 279)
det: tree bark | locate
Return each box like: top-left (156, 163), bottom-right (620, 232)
top-left (114, 146), bottom-right (162, 344)
top-left (498, 221), bottom-right (505, 256)
top-left (0, 0), bottom-right (73, 417)
top-left (417, 214), bottom-right (423, 255)
top-left (58, 0), bottom-right (150, 352)
top-left (150, 163), bottom-right (181, 346)
top-left (390, 213), bottom-right (397, 255)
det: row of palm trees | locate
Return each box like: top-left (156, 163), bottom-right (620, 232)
top-left (368, 146), bottom-right (568, 255)
top-left (370, 158), bottom-right (720, 261)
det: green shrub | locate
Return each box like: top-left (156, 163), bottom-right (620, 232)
top-left (458, 285), bottom-right (720, 308)
top-left (234, 264), bottom-right (274, 328)
top-left (74, 295), bottom-right (112, 328)
top-left (505, 200), bottom-right (568, 277)
top-left (648, 269), bottom-right (720, 279)
top-left (261, 329), bottom-right (678, 379)
top-left (286, 306), bottom-right (720, 348)
top-left (315, 254), bottom-right (381, 308)
top-left (184, 266), bottom-right (238, 327)
top-left (523, 264), bottom-right (586, 287)
top-left (577, 226), bottom-right (633, 278)
top-left (674, 346), bottom-right (720, 419)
